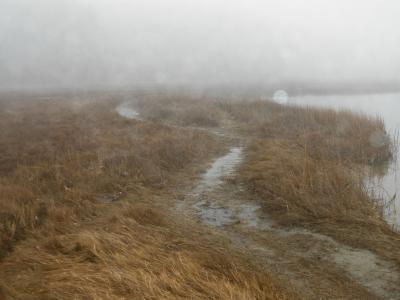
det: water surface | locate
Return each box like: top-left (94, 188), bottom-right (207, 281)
top-left (116, 103), bottom-right (140, 120)
top-left (195, 147), bottom-right (243, 192)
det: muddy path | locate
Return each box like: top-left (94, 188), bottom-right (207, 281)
top-left (117, 102), bottom-right (400, 299)
top-left (177, 145), bottom-right (400, 299)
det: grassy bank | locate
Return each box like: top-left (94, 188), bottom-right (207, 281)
top-left (137, 94), bottom-right (400, 267)
top-left (0, 94), bottom-right (294, 299)
top-left (229, 100), bottom-right (400, 267)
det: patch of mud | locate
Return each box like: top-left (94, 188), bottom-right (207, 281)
top-left (190, 147), bottom-right (263, 227)
top-left (177, 139), bottom-right (400, 298)
top-left (116, 103), bottom-right (140, 120)
top-left (266, 226), bottom-right (400, 298)
top-left (333, 247), bottom-right (399, 299)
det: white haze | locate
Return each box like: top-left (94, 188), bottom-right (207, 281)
top-left (0, 0), bottom-right (399, 90)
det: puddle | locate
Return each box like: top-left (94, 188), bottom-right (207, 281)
top-left (193, 200), bottom-right (264, 228)
top-left (176, 137), bottom-right (399, 297)
top-left (179, 146), bottom-right (268, 228)
top-left (195, 147), bottom-right (243, 193)
top-left (190, 147), bottom-right (243, 226)
top-left (116, 103), bottom-right (140, 120)
top-left (237, 204), bottom-right (262, 227)
top-left (177, 146), bottom-right (257, 227)
top-left (194, 200), bottom-right (236, 226)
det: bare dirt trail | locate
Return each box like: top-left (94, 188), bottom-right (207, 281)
top-left (117, 102), bottom-right (400, 299)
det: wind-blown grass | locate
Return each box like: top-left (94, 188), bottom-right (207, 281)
top-left (231, 100), bottom-right (400, 267)
top-left (0, 93), bottom-right (294, 299)
top-left (136, 94), bottom-right (400, 267)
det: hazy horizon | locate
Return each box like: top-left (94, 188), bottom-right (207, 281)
top-left (1, 0), bottom-right (399, 91)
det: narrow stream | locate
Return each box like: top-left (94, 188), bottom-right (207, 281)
top-left (290, 92), bottom-right (400, 228)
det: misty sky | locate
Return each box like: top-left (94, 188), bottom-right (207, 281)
top-left (0, 0), bottom-right (399, 89)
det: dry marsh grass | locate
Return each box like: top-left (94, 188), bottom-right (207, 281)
top-left (2, 92), bottom-right (398, 298)
top-left (219, 99), bottom-right (392, 165)
top-left (241, 139), bottom-right (380, 226)
top-left (0, 93), bottom-right (294, 299)
top-left (136, 94), bottom-right (400, 266)
top-left (135, 94), bottom-right (224, 127)
top-left (135, 95), bottom-right (392, 166)
top-left (1, 201), bottom-right (294, 299)
top-left (0, 96), bottom-right (219, 257)
top-left (241, 137), bottom-right (400, 267)
top-left (231, 100), bottom-right (400, 266)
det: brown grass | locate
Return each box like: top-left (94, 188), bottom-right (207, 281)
top-left (134, 94), bottom-right (400, 267)
top-left (0, 200), bottom-right (294, 299)
top-left (0, 93), bottom-right (294, 299)
top-left (219, 99), bottom-right (392, 164)
top-left (0, 95), bottom-right (220, 256)
top-left (241, 139), bottom-right (380, 225)
top-left (232, 100), bottom-right (400, 267)
top-left (135, 94), bottom-right (224, 127)
top-left (2, 91), bottom-right (398, 298)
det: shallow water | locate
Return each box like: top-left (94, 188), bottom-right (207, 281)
top-left (290, 92), bottom-right (400, 227)
top-left (116, 103), bottom-right (140, 120)
top-left (192, 147), bottom-right (243, 226)
top-left (195, 147), bottom-right (243, 193)
top-left (193, 200), bottom-right (236, 226)
top-left (180, 146), bottom-right (264, 227)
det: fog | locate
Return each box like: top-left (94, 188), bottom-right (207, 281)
top-left (1, 0), bottom-right (399, 91)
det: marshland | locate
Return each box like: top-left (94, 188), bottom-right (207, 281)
top-left (2, 1), bottom-right (400, 299)
top-left (0, 91), bottom-right (399, 299)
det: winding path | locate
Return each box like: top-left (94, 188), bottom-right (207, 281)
top-left (117, 101), bottom-right (400, 299)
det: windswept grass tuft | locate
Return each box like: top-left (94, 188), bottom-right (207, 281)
top-left (0, 201), bottom-right (295, 299)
